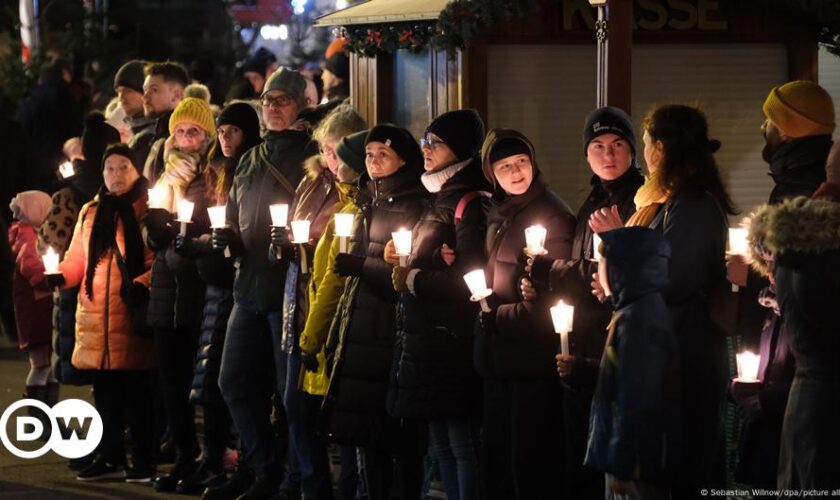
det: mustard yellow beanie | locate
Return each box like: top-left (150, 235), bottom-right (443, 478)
top-left (763, 81), bottom-right (835, 138)
top-left (169, 97), bottom-right (216, 138)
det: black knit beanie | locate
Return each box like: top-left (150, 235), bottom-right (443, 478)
top-left (336, 129), bottom-right (368, 174)
top-left (325, 51), bottom-right (349, 80)
top-left (365, 124), bottom-right (422, 169)
top-left (582, 106), bottom-right (637, 155)
top-left (82, 112), bottom-right (121, 168)
top-left (488, 136), bottom-right (532, 166)
top-left (217, 102), bottom-right (261, 144)
top-left (113, 60), bottom-right (146, 93)
top-left (101, 143), bottom-right (137, 170)
top-left (425, 109), bottom-right (485, 161)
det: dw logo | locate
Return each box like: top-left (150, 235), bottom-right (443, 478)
top-left (0, 399), bottom-right (103, 459)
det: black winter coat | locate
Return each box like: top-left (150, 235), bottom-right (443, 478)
top-left (540, 167), bottom-right (643, 392)
top-left (147, 173), bottom-right (210, 329)
top-left (584, 227), bottom-right (680, 483)
top-left (326, 164), bottom-right (428, 450)
top-left (390, 158), bottom-right (490, 420)
top-left (226, 130), bottom-right (316, 312)
top-left (475, 172), bottom-right (576, 380)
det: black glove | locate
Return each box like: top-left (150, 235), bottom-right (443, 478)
top-left (295, 242), bottom-right (315, 263)
top-left (333, 253), bottom-right (365, 277)
top-left (143, 208), bottom-right (175, 248)
top-left (271, 226), bottom-right (292, 248)
top-left (212, 227), bottom-right (232, 250)
top-left (123, 281), bottom-right (150, 307)
top-left (301, 351), bottom-right (319, 373)
top-left (45, 273), bottom-right (65, 289)
top-left (529, 255), bottom-right (555, 287)
top-left (483, 292), bottom-right (501, 312)
top-left (174, 234), bottom-right (214, 257)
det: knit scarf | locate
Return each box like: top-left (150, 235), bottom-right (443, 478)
top-left (421, 158), bottom-right (471, 193)
top-left (625, 170), bottom-right (670, 227)
top-left (85, 177), bottom-right (147, 300)
top-left (157, 147), bottom-right (203, 212)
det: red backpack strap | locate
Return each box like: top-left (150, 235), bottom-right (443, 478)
top-left (454, 191), bottom-right (492, 223)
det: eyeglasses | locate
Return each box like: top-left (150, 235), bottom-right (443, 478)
top-left (419, 136), bottom-right (446, 150)
top-left (261, 94), bottom-right (295, 108)
top-left (173, 127), bottom-right (204, 139)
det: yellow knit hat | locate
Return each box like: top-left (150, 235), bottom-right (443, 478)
top-left (169, 97), bottom-right (216, 138)
top-left (763, 81), bottom-right (835, 138)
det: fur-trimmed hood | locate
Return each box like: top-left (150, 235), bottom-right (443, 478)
top-left (303, 154), bottom-right (328, 181)
top-left (748, 196), bottom-right (840, 276)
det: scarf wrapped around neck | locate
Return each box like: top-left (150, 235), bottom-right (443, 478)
top-left (625, 170), bottom-right (670, 227)
top-left (85, 177), bottom-right (147, 299)
top-left (157, 147), bottom-right (203, 212)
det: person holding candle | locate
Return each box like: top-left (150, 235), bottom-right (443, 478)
top-left (384, 109), bottom-right (490, 500)
top-left (747, 193), bottom-right (840, 491)
top-left (326, 124), bottom-right (428, 500)
top-left (523, 106), bottom-right (643, 498)
top-left (141, 61), bottom-right (189, 180)
top-left (588, 104), bottom-right (736, 498)
top-left (207, 68), bottom-right (317, 499)
top-left (271, 103), bottom-right (365, 500)
top-left (44, 144), bottom-right (156, 482)
top-left (8, 190), bottom-right (57, 413)
top-left (142, 96), bottom-right (216, 492)
top-left (584, 226), bottom-right (679, 500)
top-left (474, 129), bottom-right (575, 500)
top-left (167, 101), bottom-right (263, 494)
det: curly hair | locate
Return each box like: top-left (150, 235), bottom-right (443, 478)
top-left (642, 104), bottom-right (737, 215)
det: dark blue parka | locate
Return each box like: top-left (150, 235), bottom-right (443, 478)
top-left (584, 226), bottom-right (680, 483)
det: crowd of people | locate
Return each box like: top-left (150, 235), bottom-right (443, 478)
top-left (1, 40), bottom-right (839, 500)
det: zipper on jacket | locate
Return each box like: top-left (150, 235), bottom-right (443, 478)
top-left (102, 251), bottom-right (112, 369)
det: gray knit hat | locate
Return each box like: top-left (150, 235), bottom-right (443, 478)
top-left (262, 67), bottom-right (306, 110)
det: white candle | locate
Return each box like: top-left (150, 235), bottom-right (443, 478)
top-left (392, 228), bottom-right (412, 267)
top-left (592, 233), bottom-right (603, 261)
top-left (177, 199), bottom-right (195, 236)
top-left (463, 269), bottom-right (493, 312)
top-left (550, 300), bottom-right (574, 356)
top-left (735, 350), bottom-right (761, 383)
top-left (728, 227), bottom-right (750, 292)
top-left (525, 225), bottom-right (548, 256)
top-left (291, 220), bottom-right (311, 244)
top-left (335, 213), bottom-right (354, 253)
top-left (58, 161), bottom-right (74, 179)
top-left (207, 205), bottom-right (226, 229)
top-left (147, 185), bottom-right (166, 209)
top-left (42, 247), bottom-right (60, 274)
top-left (269, 204), bottom-right (289, 228)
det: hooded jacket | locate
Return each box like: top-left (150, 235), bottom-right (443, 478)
top-left (475, 129), bottom-right (576, 380)
top-left (584, 227), bottom-right (680, 483)
top-left (748, 197), bottom-right (840, 490)
top-left (325, 158), bottom-right (428, 450)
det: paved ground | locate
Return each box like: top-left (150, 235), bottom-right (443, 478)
top-left (0, 334), bottom-right (181, 499)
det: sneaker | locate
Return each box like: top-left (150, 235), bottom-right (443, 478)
top-left (202, 465), bottom-right (254, 500)
top-left (76, 457), bottom-right (124, 481)
top-left (176, 460), bottom-right (225, 495)
top-left (154, 460), bottom-right (196, 492)
top-left (238, 474), bottom-right (280, 500)
top-left (125, 465), bottom-right (155, 483)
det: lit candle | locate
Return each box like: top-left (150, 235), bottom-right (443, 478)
top-left (59, 161), bottom-right (74, 179)
top-left (291, 220), bottom-right (311, 274)
top-left (591, 233), bottom-right (603, 261)
top-left (147, 185), bottom-right (166, 209)
top-left (525, 225), bottom-right (547, 256)
top-left (550, 300), bottom-right (574, 356)
top-left (269, 204), bottom-right (289, 228)
top-left (207, 206), bottom-right (230, 257)
top-left (177, 199), bottom-right (195, 236)
top-left (728, 227), bottom-right (750, 292)
top-left (463, 269), bottom-right (493, 312)
top-left (42, 247), bottom-right (60, 275)
top-left (334, 213), bottom-right (354, 253)
top-left (392, 228), bottom-right (412, 267)
top-left (735, 350), bottom-right (761, 383)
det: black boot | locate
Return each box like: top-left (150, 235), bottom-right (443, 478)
top-left (238, 473), bottom-right (280, 500)
top-left (154, 459), bottom-right (197, 492)
top-left (176, 459), bottom-right (226, 494)
top-left (202, 464), bottom-right (254, 500)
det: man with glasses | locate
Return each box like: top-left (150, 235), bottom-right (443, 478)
top-left (206, 68), bottom-right (317, 500)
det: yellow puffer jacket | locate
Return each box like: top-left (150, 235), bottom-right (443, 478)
top-left (59, 192), bottom-right (154, 371)
top-left (300, 182), bottom-right (359, 395)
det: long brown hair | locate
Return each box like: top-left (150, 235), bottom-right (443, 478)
top-left (205, 118), bottom-right (262, 204)
top-left (643, 104), bottom-right (737, 215)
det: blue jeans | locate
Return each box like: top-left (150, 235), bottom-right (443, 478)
top-left (429, 419), bottom-right (480, 500)
top-left (219, 301), bottom-right (297, 477)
